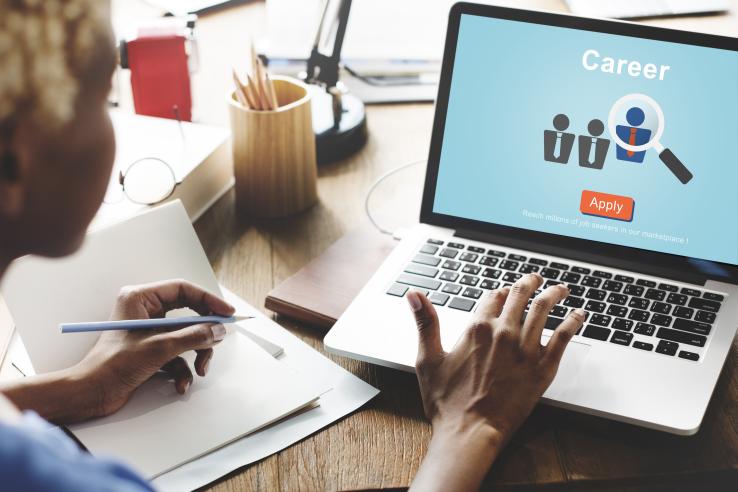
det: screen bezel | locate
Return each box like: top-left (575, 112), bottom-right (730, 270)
top-left (420, 2), bottom-right (738, 284)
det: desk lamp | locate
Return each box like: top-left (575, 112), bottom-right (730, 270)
top-left (304, 0), bottom-right (367, 163)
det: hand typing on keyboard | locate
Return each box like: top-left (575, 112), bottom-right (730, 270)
top-left (407, 273), bottom-right (585, 492)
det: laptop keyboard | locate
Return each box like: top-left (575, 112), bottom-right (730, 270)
top-left (387, 238), bottom-right (728, 362)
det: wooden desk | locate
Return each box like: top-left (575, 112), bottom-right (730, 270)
top-left (116, 1), bottom-right (738, 490)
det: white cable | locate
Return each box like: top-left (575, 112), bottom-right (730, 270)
top-left (364, 159), bottom-right (426, 237)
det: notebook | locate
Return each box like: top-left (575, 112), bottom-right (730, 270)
top-left (0, 201), bottom-right (327, 478)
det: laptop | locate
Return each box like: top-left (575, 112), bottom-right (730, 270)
top-left (565, 0), bottom-right (731, 20)
top-left (325, 2), bottom-right (738, 435)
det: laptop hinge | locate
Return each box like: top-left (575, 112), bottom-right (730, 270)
top-left (455, 228), bottom-right (708, 286)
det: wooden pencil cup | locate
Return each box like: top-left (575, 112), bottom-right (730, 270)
top-left (228, 76), bottom-right (318, 218)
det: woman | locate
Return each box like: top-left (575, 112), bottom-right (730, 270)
top-left (0, 1), bottom-right (584, 491)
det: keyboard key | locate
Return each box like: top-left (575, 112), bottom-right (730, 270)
top-left (482, 268), bottom-right (502, 279)
top-left (568, 285), bottom-right (586, 297)
top-left (633, 341), bottom-right (654, 351)
top-left (655, 340), bottom-right (678, 356)
top-left (658, 283), bottom-right (678, 292)
top-left (462, 287), bottom-right (483, 299)
top-left (581, 276), bottom-right (602, 288)
top-left (563, 296), bottom-right (585, 308)
top-left (695, 311), bottom-right (716, 324)
top-left (409, 288), bottom-right (429, 297)
top-left (673, 318), bottom-right (711, 336)
top-left (459, 275), bottom-right (479, 286)
top-left (449, 297), bottom-right (475, 311)
top-left (448, 242), bottom-right (465, 249)
top-left (419, 244), bottom-right (438, 255)
top-left (614, 275), bottom-right (635, 283)
top-left (688, 297), bottom-right (721, 313)
top-left (607, 293), bottom-right (628, 305)
top-left (612, 318), bottom-right (633, 331)
top-left (502, 272), bottom-right (522, 283)
top-left (442, 260), bottom-right (461, 271)
top-left (657, 327), bottom-right (706, 347)
top-left (602, 280), bottom-right (623, 292)
top-left (645, 289), bottom-right (666, 301)
top-left (673, 306), bottom-right (694, 319)
top-left (560, 272), bottom-right (581, 283)
top-left (427, 238), bottom-right (444, 245)
top-left (429, 292), bottom-right (449, 306)
top-left (571, 266), bottom-right (591, 274)
top-left (666, 293), bottom-right (687, 306)
top-left (628, 309), bottom-right (649, 322)
top-left (487, 249), bottom-right (506, 257)
top-left (404, 263), bottom-right (439, 278)
top-left (607, 305), bottom-right (628, 317)
top-left (650, 302), bottom-right (671, 315)
top-left (590, 314), bottom-right (611, 327)
top-left (680, 287), bottom-right (701, 296)
top-left (628, 297), bottom-right (650, 310)
top-left (551, 305), bottom-right (568, 317)
top-left (519, 264), bottom-right (540, 274)
top-left (508, 254), bottom-right (526, 261)
top-left (592, 270), bottom-right (612, 279)
top-left (582, 325), bottom-right (611, 341)
top-left (585, 288), bottom-right (607, 301)
top-left (624, 285), bottom-right (644, 296)
top-left (459, 252), bottom-right (479, 263)
top-left (585, 301), bottom-right (606, 313)
top-left (396, 273), bottom-right (441, 291)
top-left (479, 256), bottom-right (498, 267)
top-left (634, 322), bottom-right (655, 336)
top-left (678, 351), bottom-right (699, 361)
top-left (610, 330), bottom-right (633, 346)
top-left (499, 260), bottom-right (519, 271)
top-left (461, 264), bottom-right (481, 275)
top-left (386, 283), bottom-right (408, 297)
top-left (413, 254), bottom-right (441, 266)
top-left (442, 283), bottom-right (462, 295)
top-left (544, 280), bottom-right (563, 289)
top-left (540, 268), bottom-right (560, 279)
top-left (467, 245), bottom-right (485, 253)
top-left (544, 316), bottom-right (564, 331)
top-left (480, 279), bottom-right (500, 290)
top-left (439, 248), bottom-right (458, 259)
top-left (636, 279), bottom-right (657, 288)
top-left (703, 292), bottom-right (724, 302)
top-left (651, 314), bottom-right (672, 327)
top-left (550, 262), bottom-right (569, 270)
top-left (529, 258), bottom-right (547, 266)
top-left (439, 271), bottom-right (459, 282)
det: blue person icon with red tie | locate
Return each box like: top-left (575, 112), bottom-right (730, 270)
top-left (616, 107), bottom-right (651, 163)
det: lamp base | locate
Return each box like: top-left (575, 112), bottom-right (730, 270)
top-left (309, 86), bottom-right (368, 164)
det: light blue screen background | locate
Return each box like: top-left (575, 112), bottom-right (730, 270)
top-left (433, 14), bottom-right (738, 265)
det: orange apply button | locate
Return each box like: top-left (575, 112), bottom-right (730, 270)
top-left (580, 190), bottom-right (635, 222)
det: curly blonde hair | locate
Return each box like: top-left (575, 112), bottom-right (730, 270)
top-left (0, 0), bottom-right (111, 131)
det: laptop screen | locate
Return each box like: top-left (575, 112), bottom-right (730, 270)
top-left (431, 13), bottom-right (738, 267)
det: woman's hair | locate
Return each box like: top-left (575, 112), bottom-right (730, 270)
top-left (0, 0), bottom-right (111, 132)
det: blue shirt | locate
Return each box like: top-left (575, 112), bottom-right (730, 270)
top-left (0, 411), bottom-right (153, 492)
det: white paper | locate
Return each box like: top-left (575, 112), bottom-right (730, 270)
top-left (152, 286), bottom-right (380, 492)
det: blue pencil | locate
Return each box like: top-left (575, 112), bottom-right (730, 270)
top-left (60, 315), bottom-right (253, 334)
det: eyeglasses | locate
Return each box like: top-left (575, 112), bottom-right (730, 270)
top-left (104, 157), bottom-right (179, 206)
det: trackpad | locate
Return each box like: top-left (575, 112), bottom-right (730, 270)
top-left (541, 338), bottom-right (591, 400)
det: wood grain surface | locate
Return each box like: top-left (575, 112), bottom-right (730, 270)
top-left (111, 1), bottom-right (738, 490)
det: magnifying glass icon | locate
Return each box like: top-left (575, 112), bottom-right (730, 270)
top-left (607, 93), bottom-right (693, 184)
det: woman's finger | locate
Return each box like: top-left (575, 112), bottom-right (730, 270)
top-left (472, 288), bottom-right (509, 324)
top-left (124, 280), bottom-right (235, 317)
top-left (499, 274), bottom-right (543, 325)
top-left (148, 323), bottom-right (226, 362)
top-left (194, 348), bottom-right (214, 377)
top-left (161, 356), bottom-right (194, 394)
top-left (521, 284), bottom-right (569, 349)
top-left (543, 308), bottom-right (586, 369)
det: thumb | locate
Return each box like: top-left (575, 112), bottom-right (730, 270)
top-left (406, 291), bottom-right (443, 364)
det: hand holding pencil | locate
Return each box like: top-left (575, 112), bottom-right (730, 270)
top-left (233, 44), bottom-right (279, 111)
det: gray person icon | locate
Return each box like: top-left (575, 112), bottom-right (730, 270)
top-left (544, 114), bottom-right (575, 164)
top-left (578, 119), bottom-right (610, 170)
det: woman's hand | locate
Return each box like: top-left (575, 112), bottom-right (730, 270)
top-left (75, 279), bottom-right (236, 417)
top-left (408, 273), bottom-right (585, 492)
top-left (1, 280), bottom-right (235, 424)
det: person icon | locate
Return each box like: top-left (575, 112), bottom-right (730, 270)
top-left (578, 119), bottom-right (610, 170)
top-left (616, 107), bottom-right (652, 163)
top-left (544, 113), bottom-right (575, 164)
